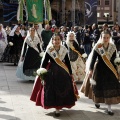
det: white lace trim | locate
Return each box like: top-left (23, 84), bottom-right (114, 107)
top-left (95, 43), bottom-right (116, 60)
top-left (47, 45), bottom-right (68, 61)
top-left (25, 36), bottom-right (40, 53)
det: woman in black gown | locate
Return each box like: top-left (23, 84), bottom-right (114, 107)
top-left (4, 25), bottom-right (24, 65)
top-left (16, 27), bottom-right (43, 80)
top-left (81, 30), bottom-right (120, 115)
top-left (30, 33), bottom-right (78, 117)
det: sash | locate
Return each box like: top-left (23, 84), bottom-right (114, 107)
top-left (48, 46), bottom-right (80, 99)
top-left (49, 47), bottom-right (70, 74)
top-left (97, 44), bottom-right (118, 79)
top-left (70, 45), bottom-right (82, 58)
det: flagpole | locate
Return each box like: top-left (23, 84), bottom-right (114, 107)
top-left (44, 0), bottom-right (47, 24)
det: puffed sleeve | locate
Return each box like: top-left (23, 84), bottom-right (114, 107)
top-left (89, 50), bottom-right (98, 70)
top-left (64, 53), bottom-right (72, 75)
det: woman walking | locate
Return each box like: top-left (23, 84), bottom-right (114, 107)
top-left (80, 30), bottom-right (120, 115)
top-left (16, 27), bottom-right (43, 80)
top-left (30, 33), bottom-right (78, 117)
top-left (0, 24), bottom-right (7, 60)
top-left (65, 31), bottom-right (86, 82)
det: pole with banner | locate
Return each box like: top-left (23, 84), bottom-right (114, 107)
top-left (17, 0), bottom-right (24, 24)
top-left (44, 0), bottom-right (52, 24)
top-left (26, 0), bottom-right (43, 24)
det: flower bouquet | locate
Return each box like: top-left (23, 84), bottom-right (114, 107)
top-left (114, 57), bottom-right (120, 66)
top-left (36, 68), bottom-right (47, 85)
top-left (39, 52), bottom-right (45, 58)
top-left (9, 42), bottom-right (14, 46)
top-left (82, 53), bottom-right (87, 58)
top-left (114, 56), bottom-right (120, 81)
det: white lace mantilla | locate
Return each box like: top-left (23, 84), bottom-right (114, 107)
top-left (95, 43), bottom-right (116, 60)
top-left (25, 36), bottom-right (40, 53)
top-left (47, 45), bottom-right (68, 61)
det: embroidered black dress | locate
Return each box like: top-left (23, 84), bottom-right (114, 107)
top-left (30, 47), bottom-right (77, 109)
top-left (22, 42), bottom-right (41, 76)
top-left (3, 33), bottom-right (24, 64)
top-left (89, 47), bottom-right (120, 104)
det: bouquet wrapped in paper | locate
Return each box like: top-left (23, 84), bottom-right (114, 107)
top-left (36, 68), bottom-right (47, 85)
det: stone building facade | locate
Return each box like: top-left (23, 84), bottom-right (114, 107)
top-left (50, 0), bottom-right (85, 26)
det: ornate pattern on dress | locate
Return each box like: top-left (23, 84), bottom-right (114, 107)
top-left (47, 45), bottom-right (68, 61)
top-left (95, 43), bottom-right (116, 60)
top-left (68, 42), bottom-right (85, 81)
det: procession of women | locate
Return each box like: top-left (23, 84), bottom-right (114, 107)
top-left (0, 22), bottom-right (120, 117)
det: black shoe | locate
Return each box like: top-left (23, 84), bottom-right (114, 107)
top-left (14, 63), bottom-right (17, 66)
top-left (95, 103), bottom-right (100, 109)
top-left (55, 113), bottom-right (60, 117)
top-left (105, 110), bottom-right (114, 116)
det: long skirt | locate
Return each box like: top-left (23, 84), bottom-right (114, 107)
top-left (23, 48), bottom-right (41, 76)
top-left (16, 48), bottom-right (41, 80)
top-left (71, 56), bottom-right (85, 81)
top-left (0, 40), bottom-right (7, 60)
top-left (80, 62), bottom-right (120, 105)
top-left (30, 63), bottom-right (77, 109)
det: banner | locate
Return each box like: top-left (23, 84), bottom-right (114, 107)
top-left (2, 0), bottom-right (18, 23)
top-left (85, 0), bottom-right (97, 25)
top-left (26, 0), bottom-right (43, 24)
top-left (44, 0), bottom-right (52, 21)
top-left (17, 0), bottom-right (24, 22)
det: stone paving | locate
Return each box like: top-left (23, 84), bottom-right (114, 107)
top-left (0, 62), bottom-right (120, 120)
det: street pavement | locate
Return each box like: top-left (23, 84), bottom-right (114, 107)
top-left (0, 62), bottom-right (120, 120)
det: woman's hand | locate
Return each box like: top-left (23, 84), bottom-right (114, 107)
top-left (88, 70), bottom-right (93, 78)
top-left (70, 74), bottom-right (74, 80)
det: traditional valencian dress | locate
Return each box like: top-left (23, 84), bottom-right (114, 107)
top-left (81, 43), bottom-right (120, 104)
top-left (16, 35), bottom-right (42, 80)
top-left (2, 25), bottom-right (24, 65)
top-left (65, 40), bottom-right (86, 81)
top-left (30, 45), bottom-right (78, 109)
top-left (1, 29), bottom-right (11, 62)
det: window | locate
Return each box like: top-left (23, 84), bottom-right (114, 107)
top-left (97, 13), bottom-right (101, 17)
top-left (105, 0), bottom-right (110, 5)
top-left (98, 0), bottom-right (101, 5)
top-left (104, 13), bottom-right (109, 17)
